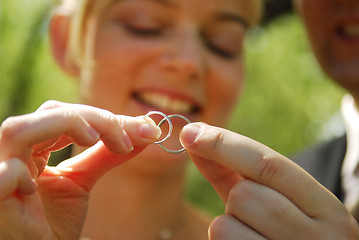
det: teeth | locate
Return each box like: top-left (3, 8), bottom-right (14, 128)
top-left (172, 100), bottom-right (191, 113)
top-left (139, 92), bottom-right (194, 113)
top-left (342, 24), bottom-right (359, 38)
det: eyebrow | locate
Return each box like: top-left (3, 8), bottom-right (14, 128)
top-left (145, 0), bottom-right (178, 7)
top-left (217, 12), bottom-right (250, 29)
top-left (117, 0), bottom-right (177, 6)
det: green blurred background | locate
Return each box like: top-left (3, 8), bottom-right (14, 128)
top-left (0, 1), bottom-right (346, 216)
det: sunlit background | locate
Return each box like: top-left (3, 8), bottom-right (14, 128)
top-left (0, 0), bottom-right (345, 216)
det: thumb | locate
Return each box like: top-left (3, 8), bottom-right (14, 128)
top-left (188, 152), bottom-right (242, 204)
top-left (49, 142), bottom-right (146, 191)
top-left (180, 123), bottom-right (242, 204)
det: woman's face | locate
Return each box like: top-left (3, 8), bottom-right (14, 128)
top-left (78, 0), bottom-right (260, 164)
top-left (82, 0), bottom-right (260, 124)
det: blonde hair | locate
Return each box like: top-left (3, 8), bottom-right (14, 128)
top-left (53, 0), bottom-right (112, 68)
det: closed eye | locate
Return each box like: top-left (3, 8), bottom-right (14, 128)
top-left (123, 24), bottom-right (164, 37)
top-left (205, 41), bottom-right (237, 59)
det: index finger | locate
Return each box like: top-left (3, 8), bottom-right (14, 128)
top-left (180, 122), bottom-right (342, 218)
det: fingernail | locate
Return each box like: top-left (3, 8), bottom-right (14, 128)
top-left (139, 123), bottom-right (162, 140)
top-left (180, 123), bottom-right (202, 146)
top-left (122, 130), bottom-right (134, 151)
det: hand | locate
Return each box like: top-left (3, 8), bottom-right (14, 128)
top-left (0, 100), bottom-right (160, 240)
top-left (180, 123), bottom-right (359, 240)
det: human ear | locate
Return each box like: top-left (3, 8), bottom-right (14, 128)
top-left (49, 14), bottom-right (79, 77)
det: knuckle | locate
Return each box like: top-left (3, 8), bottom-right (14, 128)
top-left (227, 180), bottom-right (253, 206)
top-left (209, 215), bottom-right (231, 240)
top-left (61, 109), bottom-right (85, 126)
top-left (347, 217), bottom-right (359, 237)
top-left (213, 131), bottom-right (225, 151)
top-left (38, 100), bottom-right (62, 110)
top-left (57, 109), bottom-right (89, 136)
top-left (100, 110), bottom-right (122, 133)
top-left (332, 214), bottom-right (359, 239)
top-left (306, 211), bottom-right (359, 240)
top-left (101, 110), bottom-right (118, 125)
top-left (254, 153), bottom-right (281, 184)
top-left (207, 128), bottom-right (225, 156)
top-left (0, 116), bottom-right (26, 142)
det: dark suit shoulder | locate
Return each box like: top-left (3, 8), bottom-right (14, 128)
top-left (292, 135), bottom-right (346, 200)
top-left (293, 135), bottom-right (346, 168)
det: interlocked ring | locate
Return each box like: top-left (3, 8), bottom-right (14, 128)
top-left (157, 114), bottom-right (191, 154)
top-left (144, 111), bottom-right (173, 144)
top-left (144, 111), bottom-right (192, 154)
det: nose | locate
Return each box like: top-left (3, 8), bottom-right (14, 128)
top-left (161, 29), bottom-right (206, 81)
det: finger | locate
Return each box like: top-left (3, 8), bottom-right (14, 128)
top-left (28, 136), bottom-right (74, 179)
top-left (187, 153), bottom-right (241, 203)
top-left (41, 104), bottom-right (161, 153)
top-left (0, 158), bottom-right (37, 201)
top-left (209, 214), bottom-right (266, 240)
top-left (37, 101), bottom-right (162, 147)
top-left (226, 180), bottom-right (313, 240)
top-left (180, 123), bottom-right (341, 217)
top-left (32, 135), bottom-right (74, 154)
top-left (46, 142), bottom-right (146, 191)
top-left (47, 115), bottom-right (161, 190)
top-left (35, 99), bottom-right (66, 112)
top-left (0, 105), bottom-right (160, 161)
top-left (0, 109), bottom-right (100, 162)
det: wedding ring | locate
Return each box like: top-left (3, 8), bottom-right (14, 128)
top-left (144, 111), bottom-right (173, 144)
top-left (144, 111), bottom-right (191, 154)
top-left (157, 114), bottom-right (191, 154)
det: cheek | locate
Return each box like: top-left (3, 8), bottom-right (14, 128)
top-left (88, 31), bottom-right (159, 93)
top-left (301, 2), bottom-right (327, 36)
top-left (210, 60), bottom-right (244, 100)
top-left (300, 4), bottom-right (331, 64)
top-left (206, 61), bottom-right (244, 125)
top-left (93, 25), bottom-right (150, 73)
top-left (79, 37), bottom-right (141, 107)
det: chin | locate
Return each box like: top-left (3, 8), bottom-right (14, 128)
top-left (135, 145), bottom-right (189, 169)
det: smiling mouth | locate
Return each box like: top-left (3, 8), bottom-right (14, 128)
top-left (337, 24), bottom-right (359, 40)
top-left (133, 92), bottom-right (200, 114)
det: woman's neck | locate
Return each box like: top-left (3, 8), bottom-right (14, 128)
top-left (81, 156), bottom-right (188, 240)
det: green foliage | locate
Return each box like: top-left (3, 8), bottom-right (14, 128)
top-left (0, 2), bottom-right (345, 216)
top-left (0, 0), bottom-right (77, 120)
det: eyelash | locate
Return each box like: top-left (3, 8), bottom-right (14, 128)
top-left (123, 23), bottom-right (238, 59)
top-left (124, 24), bottom-right (163, 37)
top-left (205, 41), bottom-right (236, 59)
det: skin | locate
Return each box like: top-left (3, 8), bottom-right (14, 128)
top-left (0, 101), bottom-right (161, 240)
top-left (81, 0), bottom-right (257, 162)
top-left (0, 0), bottom-right (262, 239)
top-left (180, 123), bottom-right (359, 239)
top-left (184, 0), bottom-right (359, 239)
top-left (1, 0), bottom-right (358, 239)
top-left (76, 0), bottom-right (260, 238)
top-left (294, 0), bottom-right (359, 102)
top-left (0, 0), bottom-right (358, 239)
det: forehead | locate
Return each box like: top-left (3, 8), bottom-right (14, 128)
top-left (197, 0), bottom-right (262, 23)
top-left (101, 0), bottom-right (262, 24)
